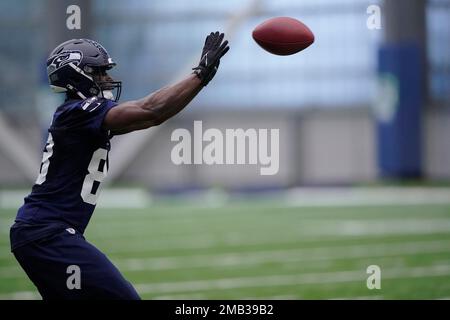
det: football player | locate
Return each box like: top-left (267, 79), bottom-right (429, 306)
top-left (10, 33), bottom-right (229, 299)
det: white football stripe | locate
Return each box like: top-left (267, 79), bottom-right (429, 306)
top-left (134, 264), bottom-right (450, 294)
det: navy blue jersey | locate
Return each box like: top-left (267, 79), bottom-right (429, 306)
top-left (11, 97), bottom-right (116, 250)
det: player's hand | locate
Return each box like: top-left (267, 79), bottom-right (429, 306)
top-left (193, 31), bottom-right (230, 86)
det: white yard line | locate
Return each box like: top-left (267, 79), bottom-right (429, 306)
top-left (88, 219), bottom-right (450, 252)
top-left (1, 239), bottom-right (450, 278)
top-left (0, 291), bottom-right (41, 300)
top-left (2, 188), bottom-right (450, 210)
top-left (1, 218), bottom-right (449, 258)
top-left (285, 187), bottom-right (450, 207)
top-left (2, 264), bottom-right (449, 300)
top-left (1, 217), bottom-right (450, 258)
top-left (116, 240), bottom-right (450, 272)
top-left (0, 189), bottom-right (150, 210)
top-left (76, 217), bottom-right (450, 234)
top-left (134, 264), bottom-right (450, 295)
top-left (0, 217), bottom-right (449, 263)
top-left (57, 218), bottom-right (450, 242)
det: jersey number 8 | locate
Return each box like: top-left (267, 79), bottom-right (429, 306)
top-left (36, 134), bottom-right (108, 206)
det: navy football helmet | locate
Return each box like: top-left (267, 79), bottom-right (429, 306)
top-left (46, 39), bottom-right (122, 101)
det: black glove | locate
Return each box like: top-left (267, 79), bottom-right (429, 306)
top-left (193, 31), bottom-right (230, 86)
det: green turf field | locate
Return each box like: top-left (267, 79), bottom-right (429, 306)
top-left (1, 202), bottom-right (450, 299)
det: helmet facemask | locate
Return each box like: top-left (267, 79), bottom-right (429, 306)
top-left (84, 65), bottom-right (122, 102)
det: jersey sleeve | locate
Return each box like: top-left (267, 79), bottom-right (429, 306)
top-left (55, 97), bottom-right (117, 136)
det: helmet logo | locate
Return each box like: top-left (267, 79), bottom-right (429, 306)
top-left (47, 50), bottom-right (83, 73)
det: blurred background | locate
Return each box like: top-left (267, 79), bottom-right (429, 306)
top-left (0, 0), bottom-right (450, 300)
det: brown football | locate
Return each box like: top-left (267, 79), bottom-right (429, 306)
top-left (252, 17), bottom-right (315, 56)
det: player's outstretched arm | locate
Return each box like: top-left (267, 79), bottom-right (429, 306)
top-left (103, 32), bottom-right (229, 135)
top-left (103, 74), bottom-right (202, 134)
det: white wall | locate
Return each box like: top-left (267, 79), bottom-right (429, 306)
top-left (114, 108), bottom-right (377, 188)
top-left (424, 108), bottom-right (450, 179)
top-left (297, 109), bottom-right (377, 184)
top-left (2, 106), bottom-right (450, 188)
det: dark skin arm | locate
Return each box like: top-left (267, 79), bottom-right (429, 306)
top-left (102, 31), bottom-right (228, 135)
top-left (103, 74), bottom-right (202, 135)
